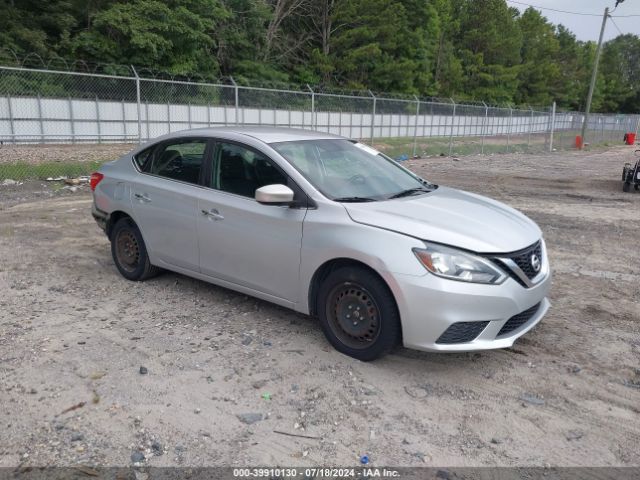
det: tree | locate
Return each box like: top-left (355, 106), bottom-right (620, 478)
top-left (71, 0), bottom-right (228, 77)
top-left (552, 25), bottom-right (588, 110)
top-left (454, 0), bottom-right (522, 103)
top-left (0, 0), bottom-right (638, 111)
top-left (515, 8), bottom-right (561, 106)
top-left (328, 0), bottom-right (438, 93)
top-left (0, 0), bottom-right (77, 58)
top-left (600, 34), bottom-right (640, 113)
top-left (431, 0), bottom-right (464, 97)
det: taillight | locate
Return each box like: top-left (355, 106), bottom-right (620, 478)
top-left (90, 172), bottom-right (104, 191)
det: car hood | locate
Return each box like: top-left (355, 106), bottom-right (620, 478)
top-left (344, 186), bottom-right (541, 253)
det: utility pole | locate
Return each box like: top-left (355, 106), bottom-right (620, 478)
top-left (580, 7), bottom-right (608, 148)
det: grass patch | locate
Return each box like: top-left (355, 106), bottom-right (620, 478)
top-left (374, 137), bottom-right (543, 158)
top-left (0, 161), bottom-right (104, 180)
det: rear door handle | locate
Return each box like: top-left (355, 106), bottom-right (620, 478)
top-left (201, 208), bottom-right (224, 220)
top-left (134, 193), bottom-right (151, 203)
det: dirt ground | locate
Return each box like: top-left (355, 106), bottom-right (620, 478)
top-left (0, 145), bottom-right (639, 469)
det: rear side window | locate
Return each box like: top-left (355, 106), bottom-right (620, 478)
top-left (133, 146), bottom-right (153, 170)
top-left (148, 139), bottom-right (207, 184)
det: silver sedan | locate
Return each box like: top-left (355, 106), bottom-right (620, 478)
top-left (91, 127), bottom-right (551, 360)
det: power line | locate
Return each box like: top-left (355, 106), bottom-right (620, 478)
top-left (506, 0), bottom-right (640, 18)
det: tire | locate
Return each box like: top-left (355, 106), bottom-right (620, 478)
top-left (110, 217), bottom-right (160, 281)
top-left (635, 184), bottom-right (639, 191)
top-left (317, 266), bottom-right (401, 361)
top-left (623, 182), bottom-right (631, 193)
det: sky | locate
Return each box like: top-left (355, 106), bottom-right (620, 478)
top-left (506, 0), bottom-right (640, 42)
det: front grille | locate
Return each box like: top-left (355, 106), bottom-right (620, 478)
top-left (436, 321), bottom-right (489, 344)
top-left (491, 241), bottom-right (543, 288)
top-left (510, 241), bottom-right (542, 280)
top-left (497, 302), bottom-right (541, 337)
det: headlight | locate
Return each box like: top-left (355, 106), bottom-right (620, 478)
top-left (413, 244), bottom-right (506, 284)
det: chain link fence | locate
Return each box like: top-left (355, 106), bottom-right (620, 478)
top-left (1, 64), bottom-right (639, 180)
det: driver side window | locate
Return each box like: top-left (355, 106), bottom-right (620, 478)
top-left (213, 142), bottom-right (287, 198)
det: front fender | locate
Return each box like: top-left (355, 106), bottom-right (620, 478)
top-left (296, 205), bottom-right (426, 315)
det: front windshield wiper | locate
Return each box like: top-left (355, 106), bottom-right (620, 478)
top-left (333, 196), bottom-right (378, 203)
top-left (388, 187), bottom-right (433, 199)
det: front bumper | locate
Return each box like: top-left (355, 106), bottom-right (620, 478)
top-left (390, 266), bottom-right (552, 352)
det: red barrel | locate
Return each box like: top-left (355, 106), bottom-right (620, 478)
top-left (575, 135), bottom-right (583, 149)
top-left (625, 132), bottom-right (636, 145)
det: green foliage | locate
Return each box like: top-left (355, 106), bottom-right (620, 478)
top-left (0, 160), bottom-right (104, 181)
top-left (1, 0), bottom-right (639, 112)
top-left (600, 34), bottom-right (640, 113)
top-left (515, 8), bottom-right (561, 106)
top-left (71, 0), bottom-right (227, 77)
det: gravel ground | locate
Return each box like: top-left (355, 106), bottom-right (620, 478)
top-left (0, 145), bottom-right (639, 468)
top-left (0, 143), bottom-right (132, 165)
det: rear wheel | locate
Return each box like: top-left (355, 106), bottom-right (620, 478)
top-left (317, 266), bottom-right (401, 361)
top-left (111, 217), bottom-right (160, 281)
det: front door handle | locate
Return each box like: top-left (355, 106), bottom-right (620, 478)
top-left (134, 193), bottom-right (151, 203)
top-left (201, 208), bottom-right (224, 221)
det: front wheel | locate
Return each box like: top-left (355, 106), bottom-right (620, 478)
top-left (110, 217), bottom-right (160, 281)
top-left (317, 266), bottom-right (401, 361)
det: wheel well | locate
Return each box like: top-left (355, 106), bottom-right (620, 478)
top-left (106, 211), bottom-right (132, 239)
top-left (308, 258), bottom-right (397, 318)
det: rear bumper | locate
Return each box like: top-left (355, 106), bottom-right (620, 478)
top-left (91, 203), bottom-right (109, 235)
top-left (390, 267), bottom-right (552, 352)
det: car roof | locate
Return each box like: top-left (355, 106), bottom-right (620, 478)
top-left (165, 127), bottom-right (345, 144)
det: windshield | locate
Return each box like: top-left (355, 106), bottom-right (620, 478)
top-left (271, 139), bottom-right (436, 202)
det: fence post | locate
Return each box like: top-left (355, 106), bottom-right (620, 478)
top-left (307, 84), bottom-right (315, 130)
top-left (506, 107), bottom-right (513, 153)
top-left (229, 76), bottom-right (239, 125)
top-left (145, 102), bottom-right (149, 140)
top-left (599, 116), bottom-right (604, 144)
top-left (69, 97), bottom-right (76, 144)
top-left (527, 106), bottom-right (534, 151)
top-left (549, 101), bottom-right (556, 152)
top-left (207, 102), bottom-right (211, 127)
top-left (350, 111), bottom-right (353, 139)
top-left (369, 90), bottom-right (376, 144)
top-left (7, 94), bottom-right (15, 144)
top-left (448, 98), bottom-right (456, 156)
top-left (95, 95), bottom-right (102, 144)
top-left (481, 102), bottom-right (488, 155)
top-left (36, 94), bottom-right (44, 144)
top-left (635, 115), bottom-right (640, 140)
top-left (188, 102), bottom-right (192, 129)
top-left (412, 95), bottom-right (420, 158)
top-left (166, 101), bottom-right (171, 134)
top-left (120, 98), bottom-right (127, 142)
top-left (131, 65), bottom-right (142, 144)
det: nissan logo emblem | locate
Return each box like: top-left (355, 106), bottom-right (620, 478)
top-left (531, 254), bottom-right (541, 273)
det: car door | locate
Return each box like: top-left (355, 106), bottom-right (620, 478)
top-left (131, 137), bottom-right (212, 271)
top-left (197, 140), bottom-right (308, 303)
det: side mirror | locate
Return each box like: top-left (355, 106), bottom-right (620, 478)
top-left (255, 184), bottom-right (294, 205)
